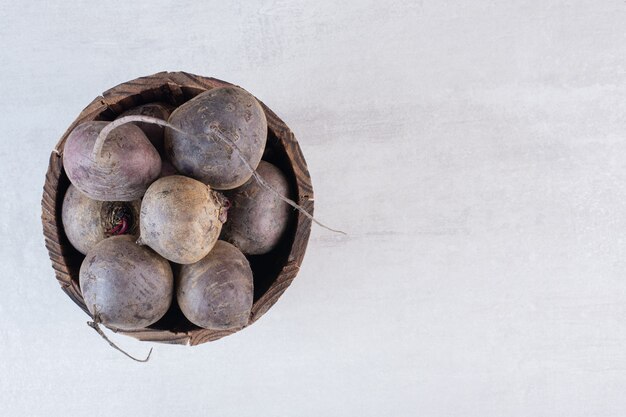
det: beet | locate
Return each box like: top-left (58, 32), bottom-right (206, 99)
top-left (221, 161), bottom-right (291, 255)
top-left (63, 121), bottom-right (161, 201)
top-left (61, 184), bottom-right (140, 255)
top-left (139, 175), bottom-right (227, 264)
top-left (164, 86), bottom-right (267, 190)
top-left (177, 241), bottom-right (253, 330)
top-left (79, 235), bottom-right (173, 331)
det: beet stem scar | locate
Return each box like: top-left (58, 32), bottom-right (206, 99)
top-left (108, 217), bottom-right (129, 235)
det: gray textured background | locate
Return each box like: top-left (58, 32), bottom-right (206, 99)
top-left (2, 1), bottom-right (626, 416)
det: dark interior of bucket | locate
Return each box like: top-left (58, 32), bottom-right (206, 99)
top-left (54, 84), bottom-right (298, 334)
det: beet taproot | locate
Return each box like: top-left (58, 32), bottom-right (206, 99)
top-left (61, 184), bottom-right (140, 255)
top-left (139, 175), bottom-right (227, 264)
top-left (221, 161), bottom-right (291, 255)
top-left (177, 240), bottom-right (253, 330)
top-left (63, 121), bottom-right (161, 201)
top-left (79, 235), bottom-right (173, 330)
top-left (117, 103), bottom-right (171, 155)
top-left (164, 86), bottom-right (267, 190)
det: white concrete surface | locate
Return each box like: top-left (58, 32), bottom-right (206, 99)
top-left (1, 1), bottom-right (626, 416)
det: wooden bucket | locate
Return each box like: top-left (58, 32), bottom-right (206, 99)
top-left (41, 71), bottom-right (313, 345)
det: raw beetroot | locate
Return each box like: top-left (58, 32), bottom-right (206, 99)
top-left (63, 121), bottom-right (161, 201)
top-left (62, 184), bottom-right (140, 254)
top-left (164, 86), bottom-right (267, 190)
top-left (177, 241), bottom-right (253, 330)
top-left (79, 235), bottom-right (173, 330)
top-left (139, 175), bottom-right (227, 264)
top-left (221, 161), bottom-right (291, 255)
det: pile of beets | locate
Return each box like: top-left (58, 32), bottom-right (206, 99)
top-left (61, 86), bottom-right (291, 333)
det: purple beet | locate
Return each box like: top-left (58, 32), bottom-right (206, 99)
top-left (221, 161), bottom-right (291, 254)
top-left (62, 184), bottom-right (140, 254)
top-left (177, 241), bottom-right (254, 330)
top-left (79, 235), bottom-right (174, 330)
top-left (63, 121), bottom-right (161, 201)
top-left (164, 86), bottom-right (267, 190)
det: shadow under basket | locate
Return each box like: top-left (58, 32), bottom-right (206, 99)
top-left (41, 71), bottom-right (314, 346)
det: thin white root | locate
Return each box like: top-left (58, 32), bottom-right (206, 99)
top-left (87, 315), bottom-right (152, 363)
top-left (209, 127), bottom-right (346, 235)
top-left (96, 115), bottom-right (346, 235)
